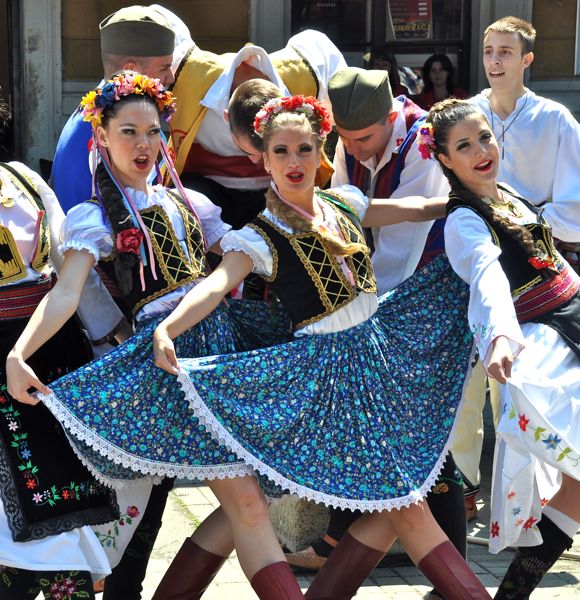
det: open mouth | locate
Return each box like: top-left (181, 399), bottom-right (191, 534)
top-left (488, 70), bottom-right (505, 78)
top-left (474, 159), bottom-right (493, 172)
top-left (286, 172), bottom-right (304, 183)
top-left (134, 155), bottom-right (150, 170)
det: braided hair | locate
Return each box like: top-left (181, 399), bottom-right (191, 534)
top-left (95, 161), bottom-right (140, 295)
top-left (427, 99), bottom-right (538, 259)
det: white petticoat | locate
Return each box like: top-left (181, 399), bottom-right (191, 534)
top-left (0, 485), bottom-right (151, 580)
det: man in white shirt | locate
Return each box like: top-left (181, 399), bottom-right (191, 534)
top-left (328, 67), bottom-right (449, 294)
top-left (472, 16), bottom-right (580, 249)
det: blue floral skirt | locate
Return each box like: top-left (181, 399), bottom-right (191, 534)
top-left (176, 256), bottom-right (473, 511)
top-left (42, 300), bottom-right (291, 486)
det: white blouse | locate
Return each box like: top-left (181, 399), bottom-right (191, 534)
top-left (61, 185), bottom-right (231, 322)
top-left (221, 185), bottom-right (378, 336)
top-left (0, 162), bottom-right (122, 341)
top-left (444, 191), bottom-right (557, 369)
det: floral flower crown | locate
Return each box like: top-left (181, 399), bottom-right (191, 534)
top-left (416, 122), bottom-right (436, 160)
top-left (80, 72), bottom-right (176, 128)
top-left (253, 95), bottom-right (333, 138)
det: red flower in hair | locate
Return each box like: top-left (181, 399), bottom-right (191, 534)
top-left (281, 96), bottom-right (305, 110)
top-left (116, 228), bottom-right (144, 255)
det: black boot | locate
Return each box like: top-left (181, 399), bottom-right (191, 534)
top-left (495, 515), bottom-right (573, 599)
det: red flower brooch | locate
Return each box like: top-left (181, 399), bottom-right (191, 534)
top-left (117, 228), bottom-right (144, 255)
top-left (528, 255), bottom-right (555, 270)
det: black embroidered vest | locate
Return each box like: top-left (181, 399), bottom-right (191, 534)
top-left (447, 191), bottom-right (579, 324)
top-left (248, 191), bottom-right (376, 330)
top-left (95, 191), bottom-right (209, 316)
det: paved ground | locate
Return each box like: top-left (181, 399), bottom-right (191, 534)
top-left (141, 404), bottom-right (580, 599)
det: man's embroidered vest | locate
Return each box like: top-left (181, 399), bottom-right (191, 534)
top-left (169, 47), bottom-right (333, 186)
top-left (447, 193), bottom-right (579, 323)
top-left (95, 192), bottom-right (209, 316)
top-left (346, 97), bottom-right (425, 198)
top-left (248, 191), bottom-right (376, 330)
top-left (0, 163), bottom-right (50, 286)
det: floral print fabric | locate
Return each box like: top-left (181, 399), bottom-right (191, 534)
top-left (42, 300), bottom-right (291, 485)
top-left (178, 257), bottom-right (473, 510)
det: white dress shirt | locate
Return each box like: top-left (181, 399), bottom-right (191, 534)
top-left (472, 89), bottom-right (580, 242)
top-left (332, 99), bottom-right (449, 294)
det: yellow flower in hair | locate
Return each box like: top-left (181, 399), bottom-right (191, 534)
top-left (133, 73), bottom-right (145, 94)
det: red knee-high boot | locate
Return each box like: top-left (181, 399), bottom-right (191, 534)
top-left (418, 541), bottom-right (492, 600)
top-left (305, 532), bottom-right (386, 599)
top-left (152, 538), bottom-right (227, 600)
top-left (250, 561), bottom-right (305, 599)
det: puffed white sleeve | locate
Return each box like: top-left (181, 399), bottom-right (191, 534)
top-left (328, 184), bottom-right (369, 220)
top-left (183, 188), bottom-right (231, 248)
top-left (541, 111), bottom-right (580, 242)
top-left (19, 166), bottom-right (125, 342)
top-left (11, 163), bottom-right (66, 274)
top-left (445, 207), bottom-right (526, 370)
top-left (60, 202), bottom-right (114, 262)
top-left (220, 226), bottom-right (273, 278)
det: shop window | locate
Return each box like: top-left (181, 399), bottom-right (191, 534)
top-left (292, 1), bottom-right (470, 90)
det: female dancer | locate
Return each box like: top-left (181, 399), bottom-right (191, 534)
top-left (425, 98), bottom-right (580, 599)
top-left (0, 95), bottom-right (126, 597)
top-left (6, 72), bottom-right (313, 599)
top-left (152, 95), bottom-right (491, 599)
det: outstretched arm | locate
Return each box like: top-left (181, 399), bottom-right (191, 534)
top-left (6, 249), bottom-right (94, 404)
top-left (362, 196), bottom-right (447, 228)
top-left (153, 250), bottom-right (253, 374)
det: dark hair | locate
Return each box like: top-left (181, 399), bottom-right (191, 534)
top-left (228, 79), bottom-right (282, 152)
top-left (95, 162), bottom-right (140, 295)
top-left (427, 98), bottom-right (539, 261)
top-left (484, 16), bottom-right (536, 54)
top-left (421, 54), bottom-right (455, 95)
top-left (369, 48), bottom-right (401, 88)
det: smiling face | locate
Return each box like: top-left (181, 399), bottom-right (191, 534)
top-left (96, 98), bottom-right (161, 191)
top-left (483, 31), bottom-right (533, 92)
top-left (263, 123), bottom-right (321, 203)
top-left (437, 113), bottom-right (499, 197)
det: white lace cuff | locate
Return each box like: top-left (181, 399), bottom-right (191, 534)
top-left (60, 239), bottom-right (100, 263)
